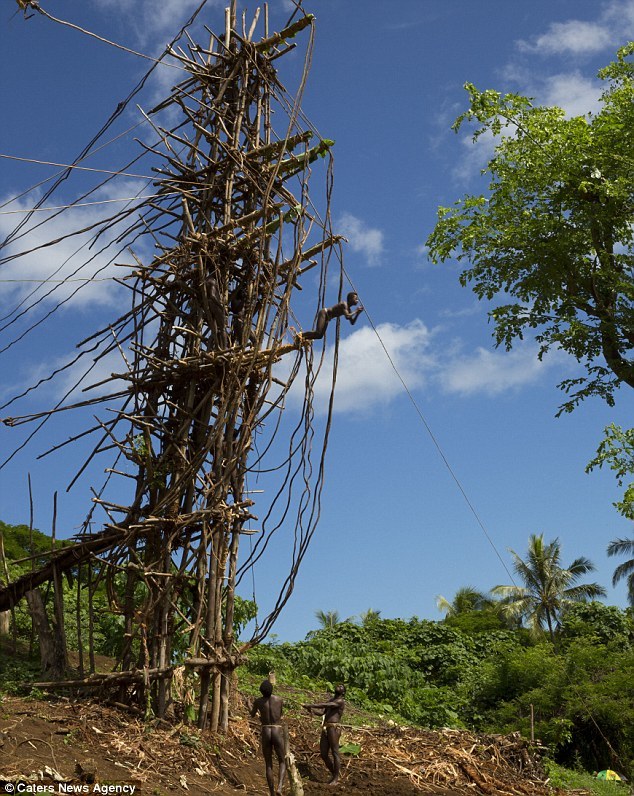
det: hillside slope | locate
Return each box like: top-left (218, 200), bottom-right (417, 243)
top-left (0, 692), bottom-right (560, 796)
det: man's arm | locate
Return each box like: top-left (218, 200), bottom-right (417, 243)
top-left (303, 697), bottom-right (341, 711)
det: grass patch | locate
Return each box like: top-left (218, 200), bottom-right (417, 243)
top-left (545, 761), bottom-right (629, 795)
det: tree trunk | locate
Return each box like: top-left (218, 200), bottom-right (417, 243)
top-left (25, 588), bottom-right (65, 678)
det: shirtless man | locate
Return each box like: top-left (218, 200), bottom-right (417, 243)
top-left (301, 292), bottom-right (364, 341)
top-left (303, 684), bottom-right (346, 785)
top-left (250, 680), bottom-right (286, 796)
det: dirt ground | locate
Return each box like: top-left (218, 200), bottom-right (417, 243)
top-left (0, 689), bottom-right (565, 796)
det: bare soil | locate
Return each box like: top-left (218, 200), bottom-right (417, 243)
top-left (0, 690), bottom-right (562, 796)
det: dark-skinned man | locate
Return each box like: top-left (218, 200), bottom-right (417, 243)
top-left (251, 679), bottom-right (287, 796)
top-left (303, 684), bottom-right (346, 786)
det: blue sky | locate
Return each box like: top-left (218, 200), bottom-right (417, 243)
top-left (0, 0), bottom-right (633, 641)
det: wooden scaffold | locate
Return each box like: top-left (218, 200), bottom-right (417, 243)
top-left (0, 1), bottom-right (343, 732)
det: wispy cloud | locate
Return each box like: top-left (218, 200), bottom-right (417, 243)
top-left (282, 316), bottom-right (563, 416)
top-left (452, 128), bottom-right (497, 183)
top-left (338, 212), bottom-right (385, 266)
top-left (438, 343), bottom-right (556, 396)
top-left (90, 0), bottom-right (219, 49)
top-left (603, 0), bottom-right (634, 37)
top-left (541, 72), bottom-right (602, 117)
top-left (516, 0), bottom-right (634, 58)
top-left (0, 180), bottom-right (148, 310)
top-left (517, 20), bottom-right (613, 57)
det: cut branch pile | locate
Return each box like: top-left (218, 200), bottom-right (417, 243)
top-left (327, 725), bottom-right (552, 795)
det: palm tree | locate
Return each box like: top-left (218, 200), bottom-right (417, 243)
top-left (359, 608), bottom-right (381, 625)
top-left (607, 537), bottom-right (634, 606)
top-left (436, 586), bottom-right (493, 616)
top-left (492, 534), bottom-right (606, 643)
top-left (314, 609), bottom-right (340, 629)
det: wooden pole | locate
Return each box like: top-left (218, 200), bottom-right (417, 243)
top-left (0, 532), bottom-right (15, 648)
top-left (28, 473), bottom-right (35, 655)
top-left (51, 491), bottom-right (68, 676)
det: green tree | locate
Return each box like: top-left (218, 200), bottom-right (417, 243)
top-left (493, 534), bottom-right (606, 642)
top-left (559, 601), bottom-right (632, 647)
top-left (426, 44), bottom-right (634, 415)
top-left (607, 536), bottom-right (634, 605)
top-left (358, 608), bottom-right (381, 626)
top-left (586, 423), bottom-right (634, 519)
top-left (314, 609), bottom-right (341, 630)
top-left (436, 586), bottom-right (493, 616)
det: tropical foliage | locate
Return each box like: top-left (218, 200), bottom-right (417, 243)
top-left (607, 537), bottom-right (634, 605)
top-left (492, 534), bottom-right (606, 641)
top-left (2, 518), bottom-right (632, 778)
top-left (244, 602), bottom-right (634, 778)
top-left (436, 586), bottom-right (493, 616)
top-left (426, 45), bottom-right (634, 415)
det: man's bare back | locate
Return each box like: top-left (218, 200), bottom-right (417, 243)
top-left (251, 681), bottom-right (286, 796)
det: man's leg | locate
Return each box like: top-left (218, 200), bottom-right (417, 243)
top-left (272, 730), bottom-right (287, 796)
top-left (327, 726), bottom-right (342, 785)
top-left (302, 309), bottom-right (327, 340)
top-left (262, 733), bottom-right (276, 796)
top-left (319, 730), bottom-right (335, 777)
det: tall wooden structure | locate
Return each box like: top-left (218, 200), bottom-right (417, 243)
top-left (0, 2), bottom-right (341, 731)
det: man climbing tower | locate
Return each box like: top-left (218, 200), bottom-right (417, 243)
top-left (300, 292), bottom-right (364, 341)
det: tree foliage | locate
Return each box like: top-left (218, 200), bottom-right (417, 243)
top-left (0, 520), bottom-right (256, 664)
top-left (426, 44), bottom-right (634, 414)
top-left (493, 534), bottom-right (606, 641)
top-left (607, 537), bottom-right (634, 605)
top-left (314, 610), bottom-right (341, 629)
top-left (587, 423), bottom-right (634, 519)
top-left (436, 586), bottom-right (493, 616)
top-left (244, 605), bottom-right (633, 776)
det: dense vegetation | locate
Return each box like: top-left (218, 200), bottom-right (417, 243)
top-left (244, 603), bottom-right (634, 780)
top-left (2, 521), bottom-right (634, 787)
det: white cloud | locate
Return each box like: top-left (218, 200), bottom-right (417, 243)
top-left (603, 0), bottom-right (634, 37)
top-left (338, 212), bottom-right (385, 266)
top-left (323, 321), bottom-right (434, 412)
top-left (541, 72), bottom-right (602, 117)
top-left (518, 20), bottom-right (613, 57)
top-left (438, 344), bottom-right (553, 396)
top-left (276, 316), bottom-right (568, 415)
top-left (90, 0), bottom-right (217, 48)
top-left (0, 181), bottom-right (148, 310)
top-left (278, 320), bottom-right (435, 415)
top-left (516, 0), bottom-right (634, 59)
top-left (453, 128), bottom-right (497, 183)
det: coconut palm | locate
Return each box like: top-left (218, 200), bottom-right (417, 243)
top-left (436, 586), bottom-right (493, 616)
top-left (607, 537), bottom-right (634, 606)
top-left (359, 608), bottom-right (381, 625)
top-left (492, 534), bottom-right (606, 643)
top-left (314, 609), bottom-right (340, 629)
